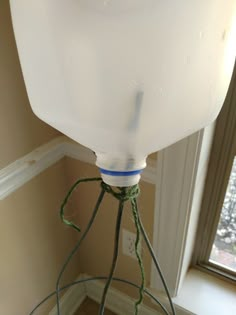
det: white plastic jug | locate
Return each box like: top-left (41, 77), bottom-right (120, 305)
top-left (10, 1), bottom-right (236, 186)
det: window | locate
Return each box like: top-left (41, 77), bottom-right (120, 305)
top-left (193, 63), bottom-right (236, 282)
top-left (210, 157), bottom-right (236, 272)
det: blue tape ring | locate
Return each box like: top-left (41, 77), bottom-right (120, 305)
top-left (99, 168), bottom-right (143, 177)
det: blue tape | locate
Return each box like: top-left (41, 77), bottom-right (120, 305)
top-left (99, 168), bottom-right (143, 177)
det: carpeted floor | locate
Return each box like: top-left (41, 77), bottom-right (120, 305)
top-left (74, 298), bottom-right (116, 315)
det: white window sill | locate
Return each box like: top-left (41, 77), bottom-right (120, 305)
top-left (173, 268), bottom-right (236, 315)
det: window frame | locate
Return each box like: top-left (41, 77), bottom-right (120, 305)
top-left (192, 63), bottom-right (236, 282)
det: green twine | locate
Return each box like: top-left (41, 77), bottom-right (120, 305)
top-left (131, 198), bottom-right (145, 315)
top-left (60, 177), bottom-right (145, 315)
top-left (101, 181), bottom-right (140, 201)
top-left (99, 193), bottom-right (125, 314)
top-left (57, 177), bottom-right (103, 315)
top-left (99, 182), bottom-right (145, 314)
top-left (60, 177), bottom-right (102, 232)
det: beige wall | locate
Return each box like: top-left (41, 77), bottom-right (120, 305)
top-left (0, 161), bottom-right (80, 315)
top-left (0, 0), bottom-right (60, 169)
top-left (65, 158), bottom-right (156, 301)
top-left (0, 2), bottom-right (80, 314)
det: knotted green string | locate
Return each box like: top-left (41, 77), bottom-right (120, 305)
top-left (101, 181), bottom-right (145, 313)
top-left (60, 177), bottom-right (145, 315)
top-left (60, 177), bottom-right (102, 233)
top-left (131, 198), bottom-right (146, 315)
top-left (101, 181), bottom-right (140, 201)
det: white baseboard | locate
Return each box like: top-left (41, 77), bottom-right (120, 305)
top-left (0, 136), bottom-right (157, 200)
top-left (49, 276), bottom-right (86, 315)
top-left (49, 274), bottom-right (159, 315)
top-left (49, 274), bottom-right (193, 315)
top-left (84, 274), bottom-right (159, 315)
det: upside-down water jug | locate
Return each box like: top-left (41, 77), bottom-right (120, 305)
top-left (10, 0), bottom-right (236, 186)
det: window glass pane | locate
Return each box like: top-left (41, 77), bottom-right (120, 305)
top-left (209, 157), bottom-right (236, 272)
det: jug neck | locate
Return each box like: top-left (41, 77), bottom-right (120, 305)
top-left (96, 153), bottom-right (147, 187)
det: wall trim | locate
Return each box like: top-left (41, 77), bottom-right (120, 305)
top-left (84, 274), bottom-right (157, 315)
top-left (151, 131), bottom-right (205, 297)
top-left (0, 136), bottom-right (156, 200)
top-left (48, 275), bottom-right (86, 315)
top-left (49, 273), bottom-right (193, 315)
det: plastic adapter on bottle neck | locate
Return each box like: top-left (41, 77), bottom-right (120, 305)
top-left (96, 153), bottom-right (147, 187)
